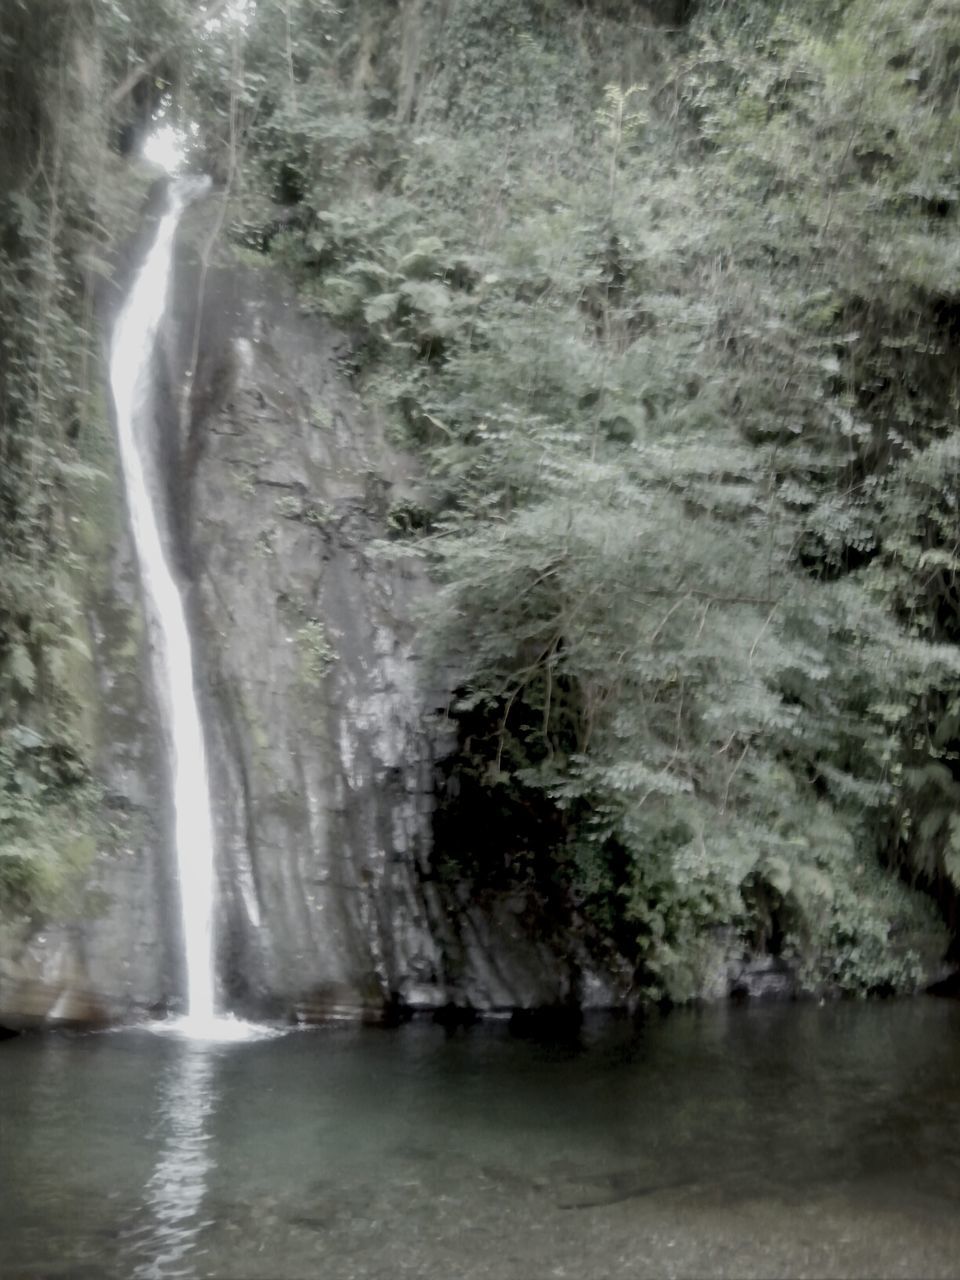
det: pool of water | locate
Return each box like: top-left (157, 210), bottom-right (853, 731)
top-left (3, 999), bottom-right (960, 1279)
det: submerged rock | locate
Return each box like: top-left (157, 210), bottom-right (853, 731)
top-left (729, 955), bottom-right (797, 1002)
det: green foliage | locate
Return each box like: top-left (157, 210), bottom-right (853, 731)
top-left (0, 727), bottom-right (97, 913)
top-left (227, 0), bottom-right (958, 997)
top-left (4, 0), bottom-right (957, 994)
top-left (0, 0), bottom-right (170, 918)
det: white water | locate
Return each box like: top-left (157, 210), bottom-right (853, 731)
top-left (109, 177), bottom-right (223, 1035)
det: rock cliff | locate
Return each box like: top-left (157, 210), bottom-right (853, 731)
top-left (0, 195), bottom-right (614, 1027)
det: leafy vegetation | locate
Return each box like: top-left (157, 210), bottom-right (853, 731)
top-left (212, 0), bottom-right (958, 997)
top-left (0, 0), bottom-right (167, 910)
top-left (2, 0), bottom-right (958, 1000)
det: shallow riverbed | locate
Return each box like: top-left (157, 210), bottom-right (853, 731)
top-left (3, 999), bottom-right (960, 1279)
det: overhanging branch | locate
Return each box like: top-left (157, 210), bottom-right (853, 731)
top-left (107, 0), bottom-right (233, 109)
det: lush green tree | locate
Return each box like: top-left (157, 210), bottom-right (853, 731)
top-left (230, 0), bottom-right (957, 996)
top-left (3, 0), bottom-right (957, 998)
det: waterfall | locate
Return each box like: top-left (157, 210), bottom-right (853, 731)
top-left (109, 177), bottom-right (219, 1033)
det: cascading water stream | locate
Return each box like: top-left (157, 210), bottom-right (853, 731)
top-left (109, 177), bottom-right (222, 1036)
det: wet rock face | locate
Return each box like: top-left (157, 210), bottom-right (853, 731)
top-left (0, 429), bottom-right (178, 1029)
top-left (0, 188), bottom-right (190, 1028)
top-left (187, 237), bottom-right (665, 1020)
top-left (0, 198), bottom-right (606, 1028)
top-left (0, 198), bottom-right (825, 1025)
top-left (173, 228), bottom-right (614, 1019)
top-left (173, 244), bottom-right (442, 1019)
top-left (0, 197), bottom-right (809, 1027)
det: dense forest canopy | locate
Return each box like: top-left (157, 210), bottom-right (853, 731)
top-left (2, 0), bottom-right (960, 1001)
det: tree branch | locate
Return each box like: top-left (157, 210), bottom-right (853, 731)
top-left (107, 0), bottom-right (233, 109)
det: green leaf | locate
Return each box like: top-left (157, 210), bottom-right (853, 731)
top-left (760, 855), bottom-right (792, 897)
top-left (363, 291), bottom-right (400, 325)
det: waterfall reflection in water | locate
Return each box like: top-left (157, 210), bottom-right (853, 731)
top-left (126, 1046), bottom-right (216, 1279)
top-left (4, 1004), bottom-right (960, 1280)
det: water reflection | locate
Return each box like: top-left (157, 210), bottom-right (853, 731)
top-left (128, 1045), bottom-right (216, 1278)
top-left (4, 1005), bottom-right (960, 1279)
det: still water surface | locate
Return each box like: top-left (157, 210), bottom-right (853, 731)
top-left (3, 1000), bottom-right (960, 1279)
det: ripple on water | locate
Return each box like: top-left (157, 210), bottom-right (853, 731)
top-left (144, 1015), bottom-right (285, 1044)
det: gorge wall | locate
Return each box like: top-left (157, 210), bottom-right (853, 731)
top-left (0, 196), bottom-right (618, 1027)
top-left (4, 0), bottom-right (957, 1029)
